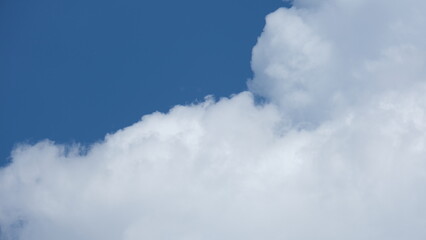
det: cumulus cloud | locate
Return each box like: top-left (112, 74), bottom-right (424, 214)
top-left (2, 0), bottom-right (426, 239)
top-left (250, 0), bottom-right (426, 123)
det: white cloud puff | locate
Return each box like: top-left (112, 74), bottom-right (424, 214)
top-left (2, 0), bottom-right (426, 239)
top-left (250, 0), bottom-right (426, 123)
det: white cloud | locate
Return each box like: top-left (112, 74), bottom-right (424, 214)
top-left (250, 0), bottom-right (426, 124)
top-left (2, 0), bottom-right (426, 239)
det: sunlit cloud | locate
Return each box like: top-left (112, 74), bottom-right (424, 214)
top-left (2, 1), bottom-right (426, 239)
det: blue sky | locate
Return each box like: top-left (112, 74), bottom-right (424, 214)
top-left (0, 0), bottom-right (288, 165)
top-left (3, 1), bottom-right (426, 239)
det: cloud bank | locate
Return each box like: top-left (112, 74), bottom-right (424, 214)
top-left (2, 0), bottom-right (426, 239)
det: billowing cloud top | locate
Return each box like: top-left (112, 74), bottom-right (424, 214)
top-left (2, 0), bottom-right (426, 239)
top-left (250, 0), bottom-right (426, 124)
